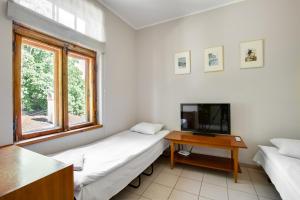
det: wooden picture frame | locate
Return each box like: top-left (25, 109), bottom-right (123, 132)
top-left (174, 51), bottom-right (191, 75)
top-left (204, 46), bottom-right (224, 72)
top-left (240, 39), bottom-right (264, 69)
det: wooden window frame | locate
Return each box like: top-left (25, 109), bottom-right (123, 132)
top-left (67, 52), bottom-right (95, 130)
top-left (13, 23), bottom-right (99, 142)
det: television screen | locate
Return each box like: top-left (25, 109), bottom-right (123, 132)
top-left (180, 104), bottom-right (231, 135)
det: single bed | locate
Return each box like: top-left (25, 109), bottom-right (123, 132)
top-left (253, 145), bottom-right (300, 200)
top-left (49, 129), bottom-right (170, 200)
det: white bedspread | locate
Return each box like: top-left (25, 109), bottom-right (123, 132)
top-left (253, 145), bottom-right (300, 200)
top-left (49, 130), bottom-right (169, 190)
top-left (52, 153), bottom-right (85, 171)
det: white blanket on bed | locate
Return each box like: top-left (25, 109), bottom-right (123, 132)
top-left (253, 145), bottom-right (300, 200)
top-left (51, 153), bottom-right (85, 171)
top-left (49, 130), bottom-right (169, 189)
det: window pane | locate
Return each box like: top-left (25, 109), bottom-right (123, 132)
top-left (58, 8), bottom-right (75, 29)
top-left (14, 0), bottom-right (105, 42)
top-left (76, 17), bottom-right (86, 34)
top-left (68, 54), bottom-right (88, 126)
top-left (21, 40), bottom-right (58, 134)
top-left (18, 0), bottom-right (53, 19)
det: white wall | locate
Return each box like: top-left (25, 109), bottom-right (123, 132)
top-left (0, 0), bottom-right (137, 154)
top-left (136, 0), bottom-right (300, 164)
top-left (1, 0), bottom-right (299, 164)
top-left (0, 0), bottom-right (13, 146)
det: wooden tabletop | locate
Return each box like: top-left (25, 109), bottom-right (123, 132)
top-left (165, 131), bottom-right (247, 149)
top-left (0, 145), bottom-right (71, 198)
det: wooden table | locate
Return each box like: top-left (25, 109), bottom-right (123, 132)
top-left (0, 145), bottom-right (74, 200)
top-left (165, 131), bottom-right (247, 182)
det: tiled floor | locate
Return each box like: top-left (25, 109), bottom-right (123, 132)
top-left (112, 157), bottom-right (282, 200)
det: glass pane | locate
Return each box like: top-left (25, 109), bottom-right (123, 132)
top-left (58, 8), bottom-right (75, 29)
top-left (18, 0), bottom-right (54, 19)
top-left (76, 17), bottom-right (86, 34)
top-left (15, 0), bottom-right (105, 42)
top-left (21, 41), bottom-right (58, 134)
top-left (68, 54), bottom-right (88, 126)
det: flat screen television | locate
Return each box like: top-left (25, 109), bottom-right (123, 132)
top-left (180, 103), bottom-right (231, 135)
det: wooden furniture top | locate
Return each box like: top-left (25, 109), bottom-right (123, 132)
top-left (165, 131), bottom-right (247, 149)
top-left (0, 145), bottom-right (72, 198)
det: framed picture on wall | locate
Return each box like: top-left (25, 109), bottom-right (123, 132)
top-left (204, 46), bottom-right (224, 72)
top-left (240, 39), bottom-right (264, 69)
top-left (174, 51), bottom-right (191, 74)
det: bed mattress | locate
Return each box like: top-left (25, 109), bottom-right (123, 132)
top-left (49, 130), bottom-right (170, 200)
top-left (253, 145), bottom-right (300, 200)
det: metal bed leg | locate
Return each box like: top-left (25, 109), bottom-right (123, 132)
top-left (129, 175), bottom-right (141, 188)
top-left (162, 147), bottom-right (170, 157)
top-left (129, 163), bottom-right (154, 189)
top-left (142, 164), bottom-right (154, 176)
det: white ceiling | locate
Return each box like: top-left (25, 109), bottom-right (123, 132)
top-left (98, 0), bottom-right (245, 29)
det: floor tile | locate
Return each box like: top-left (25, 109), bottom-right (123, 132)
top-left (240, 167), bottom-right (249, 173)
top-left (111, 189), bottom-right (141, 200)
top-left (258, 197), bottom-right (282, 200)
top-left (238, 172), bottom-right (251, 181)
top-left (181, 167), bottom-right (204, 181)
top-left (145, 165), bottom-right (164, 182)
top-left (169, 189), bottom-right (198, 200)
top-left (153, 165), bottom-right (170, 173)
top-left (175, 177), bottom-right (202, 195)
top-left (247, 167), bottom-right (264, 174)
top-left (139, 197), bottom-right (151, 200)
top-left (203, 172), bottom-right (227, 187)
top-left (125, 178), bottom-right (152, 195)
top-left (200, 183), bottom-right (228, 200)
top-left (249, 171), bottom-right (270, 184)
top-left (199, 197), bottom-right (211, 200)
top-left (143, 183), bottom-right (172, 200)
top-left (234, 168), bottom-right (251, 180)
top-left (253, 183), bottom-right (281, 200)
top-left (154, 172), bottom-right (179, 187)
top-left (112, 158), bottom-right (282, 200)
top-left (227, 177), bottom-right (256, 195)
top-left (142, 173), bottom-right (156, 182)
top-left (162, 165), bottom-right (183, 176)
top-left (155, 164), bottom-right (168, 173)
top-left (198, 197), bottom-right (212, 200)
top-left (258, 198), bottom-right (271, 200)
top-left (228, 189), bottom-right (258, 200)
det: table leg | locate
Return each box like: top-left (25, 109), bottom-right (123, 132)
top-left (233, 148), bottom-right (239, 183)
top-left (170, 142), bottom-right (174, 169)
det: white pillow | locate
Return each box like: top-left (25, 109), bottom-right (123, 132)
top-left (270, 138), bottom-right (300, 159)
top-left (130, 122), bottom-right (164, 135)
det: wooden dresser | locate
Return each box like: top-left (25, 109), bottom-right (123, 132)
top-left (0, 146), bottom-right (73, 200)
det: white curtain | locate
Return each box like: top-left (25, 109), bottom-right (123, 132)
top-left (8, 0), bottom-right (106, 45)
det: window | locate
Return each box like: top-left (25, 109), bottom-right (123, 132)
top-left (13, 24), bottom-right (98, 141)
top-left (68, 52), bottom-right (95, 128)
top-left (13, 0), bottom-right (105, 42)
top-left (17, 0), bottom-right (53, 19)
top-left (20, 38), bottom-right (61, 135)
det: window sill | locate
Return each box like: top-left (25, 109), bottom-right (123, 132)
top-left (15, 124), bottom-right (103, 147)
